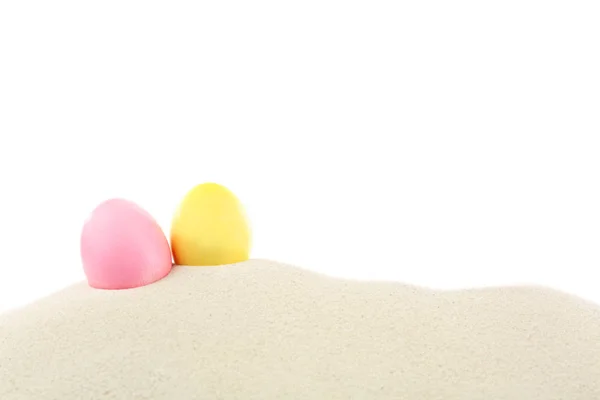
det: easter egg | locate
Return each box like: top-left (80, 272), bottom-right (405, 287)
top-left (170, 183), bottom-right (251, 266)
top-left (81, 199), bottom-right (172, 289)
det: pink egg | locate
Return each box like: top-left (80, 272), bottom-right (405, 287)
top-left (81, 199), bottom-right (172, 290)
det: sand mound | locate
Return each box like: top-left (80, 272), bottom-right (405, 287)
top-left (1, 260), bottom-right (599, 399)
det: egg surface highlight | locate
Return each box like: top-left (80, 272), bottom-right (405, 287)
top-left (81, 199), bottom-right (173, 289)
top-left (170, 183), bottom-right (251, 266)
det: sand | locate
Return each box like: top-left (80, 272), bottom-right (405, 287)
top-left (1, 259), bottom-right (599, 399)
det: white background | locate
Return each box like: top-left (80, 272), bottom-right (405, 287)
top-left (1, 1), bottom-right (599, 312)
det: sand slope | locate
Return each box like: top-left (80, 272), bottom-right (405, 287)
top-left (1, 260), bottom-right (599, 399)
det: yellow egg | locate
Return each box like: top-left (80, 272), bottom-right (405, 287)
top-left (170, 183), bottom-right (251, 266)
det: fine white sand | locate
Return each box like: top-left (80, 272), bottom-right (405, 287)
top-left (1, 259), bottom-right (599, 399)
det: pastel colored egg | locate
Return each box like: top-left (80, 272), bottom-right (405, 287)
top-left (170, 183), bottom-right (251, 266)
top-left (81, 199), bottom-right (172, 289)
